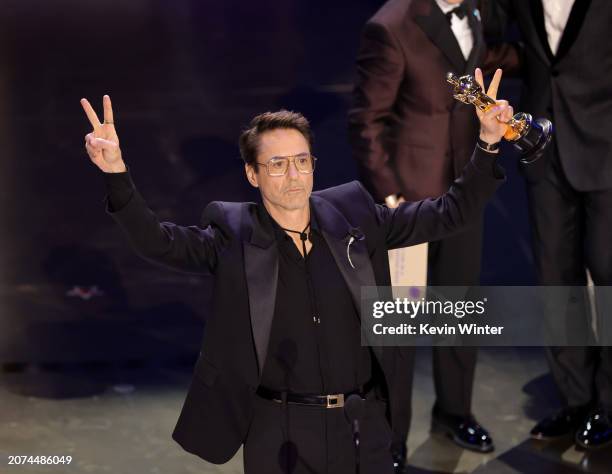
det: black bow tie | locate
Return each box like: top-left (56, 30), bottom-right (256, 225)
top-left (446, 4), bottom-right (468, 24)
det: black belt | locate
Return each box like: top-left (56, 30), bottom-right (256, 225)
top-left (256, 379), bottom-right (376, 409)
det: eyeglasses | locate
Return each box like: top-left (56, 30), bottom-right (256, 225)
top-left (256, 153), bottom-right (317, 176)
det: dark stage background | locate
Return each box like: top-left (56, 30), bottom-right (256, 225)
top-left (0, 0), bottom-right (532, 370)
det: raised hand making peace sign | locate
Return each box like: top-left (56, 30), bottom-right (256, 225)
top-left (81, 95), bottom-right (126, 173)
top-left (473, 67), bottom-right (513, 146)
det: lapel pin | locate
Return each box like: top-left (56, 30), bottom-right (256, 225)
top-left (346, 228), bottom-right (365, 269)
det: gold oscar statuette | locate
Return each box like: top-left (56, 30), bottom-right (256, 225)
top-left (447, 72), bottom-right (553, 162)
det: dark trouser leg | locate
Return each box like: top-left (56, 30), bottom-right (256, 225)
top-left (596, 347), bottom-right (612, 411)
top-left (330, 395), bottom-right (395, 474)
top-left (526, 147), bottom-right (596, 408)
top-left (432, 347), bottom-right (477, 416)
top-left (584, 186), bottom-right (612, 410)
top-left (244, 395), bottom-right (394, 474)
top-left (390, 347), bottom-right (415, 456)
top-left (389, 218), bottom-right (484, 448)
top-left (428, 219), bottom-right (482, 416)
top-left (244, 396), bottom-right (326, 474)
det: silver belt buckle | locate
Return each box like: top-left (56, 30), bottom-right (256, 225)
top-left (326, 393), bottom-right (344, 408)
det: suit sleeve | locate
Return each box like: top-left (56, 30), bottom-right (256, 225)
top-left (104, 171), bottom-right (227, 274)
top-left (360, 147), bottom-right (506, 249)
top-left (348, 20), bottom-right (404, 201)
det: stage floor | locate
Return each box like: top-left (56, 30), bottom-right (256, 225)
top-left (1, 347), bottom-right (610, 474)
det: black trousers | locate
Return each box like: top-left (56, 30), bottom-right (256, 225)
top-left (391, 220), bottom-right (483, 452)
top-left (243, 394), bottom-right (394, 474)
top-left (526, 144), bottom-right (612, 411)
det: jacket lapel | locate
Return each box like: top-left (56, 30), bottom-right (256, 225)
top-left (555, 0), bottom-right (592, 61)
top-left (529, 0), bottom-right (554, 64)
top-left (311, 195), bottom-right (383, 363)
top-left (242, 205), bottom-right (279, 375)
top-left (414, 0), bottom-right (465, 74)
top-left (464, 0), bottom-right (484, 74)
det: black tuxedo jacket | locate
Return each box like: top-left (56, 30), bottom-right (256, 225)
top-left (349, 0), bottom-right (486, 201)
top-left (107, 148), bottom-right (503, 464)
top-left (484, 0), bottom-right (612, 191)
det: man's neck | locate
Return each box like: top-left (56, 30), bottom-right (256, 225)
top-left (263, 200), bottom-right (310, 232)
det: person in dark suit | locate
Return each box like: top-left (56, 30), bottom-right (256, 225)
top-left (79, 89), bottom-right (510, 473)
top-left (483, 0), bottom-right (612, 450)
top-left (349, 0), bottom-right (496, 466)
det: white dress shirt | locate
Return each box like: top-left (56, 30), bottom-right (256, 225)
top-left (541, 0), bottom-right (575, 54)
top-left (435, 0), bottom-right (474, 60)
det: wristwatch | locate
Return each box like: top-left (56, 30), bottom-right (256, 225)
top-left (477, 137), bottom-right (501, 152)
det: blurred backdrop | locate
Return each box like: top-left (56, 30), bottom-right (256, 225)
top-left (0, 0), bottom-right (531, 385)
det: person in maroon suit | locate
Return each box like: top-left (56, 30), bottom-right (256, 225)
top-left (349, 0), bottom-right (495, 469)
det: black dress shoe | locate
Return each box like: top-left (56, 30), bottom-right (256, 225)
top-left (390, 444), bottom-right (406, 474)
top-left (431, 411), bottom-right (494, 453)
top-left (575, 408), bottom-right (612, 450)
top-left (530, 405), bottom-right (590, 440)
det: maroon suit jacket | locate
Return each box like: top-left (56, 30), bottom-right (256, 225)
top-left (349, 0), bottom-right (486, 201)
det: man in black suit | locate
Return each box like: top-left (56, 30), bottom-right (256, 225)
top-left (349, 0), bottom-right (495, 465)
top-left (80, 87), bottom-right (510, 473)
top-left (484, 0), bottom-right (612, 450)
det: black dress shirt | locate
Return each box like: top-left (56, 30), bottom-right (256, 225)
top-left (259, 207), bottom-right (373, 395)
